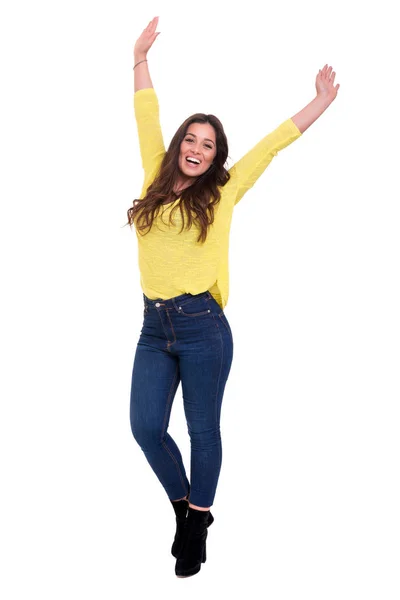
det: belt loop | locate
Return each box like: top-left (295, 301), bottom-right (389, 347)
top-left (171, 297), bottom-right (179, 313)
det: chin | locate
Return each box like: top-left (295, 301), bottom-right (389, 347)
top-left (179, 166), bottom-right (199, 179)
top-left (182, 164), bottom-right (208, 177)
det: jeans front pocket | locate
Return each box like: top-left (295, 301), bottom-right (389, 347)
top-left (176, 295), bottom-right (211, 317)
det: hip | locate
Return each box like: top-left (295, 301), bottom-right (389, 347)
top-left (140, 290), bottom-right (233, 352)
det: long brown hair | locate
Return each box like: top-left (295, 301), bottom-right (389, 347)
top-left (126, 113), bottom-right (230, 244)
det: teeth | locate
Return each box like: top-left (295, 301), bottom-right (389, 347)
top-left (186, 157), bottom-right (200, 164)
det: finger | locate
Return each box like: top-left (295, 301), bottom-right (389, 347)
top-left (150, 16), bottom-right (159, 34)
top-left (331, 71), bottom-right (336, 83)
top-left (326, 66), bottom-right (332, 81)
top-left (146, 17), bottom-right (156, 33)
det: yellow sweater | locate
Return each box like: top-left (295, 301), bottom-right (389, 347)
top-left (133, 87), bottom-right (302, 310)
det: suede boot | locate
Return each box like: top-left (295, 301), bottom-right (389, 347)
top-left (170, 487), bottom-right (190, 558)
top-left (175, 506), bottom-right (214, 578)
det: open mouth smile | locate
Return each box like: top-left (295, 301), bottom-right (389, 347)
top-left (185, 156), bottom-right (201, 167)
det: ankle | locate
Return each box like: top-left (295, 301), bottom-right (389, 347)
top-left (188, 503), bottom-right (210, 511)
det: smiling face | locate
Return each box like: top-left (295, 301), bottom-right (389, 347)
top-left (177, 122), bottom-right (217, 183)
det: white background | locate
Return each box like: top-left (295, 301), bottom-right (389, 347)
top-left (1, 0), bottom-right (399, 597)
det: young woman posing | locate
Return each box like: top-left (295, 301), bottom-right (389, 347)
top-left (127, 16), bottom-right (340, 578)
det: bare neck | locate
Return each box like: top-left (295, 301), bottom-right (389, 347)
top-left (173, 175), bottom-right (196, 195)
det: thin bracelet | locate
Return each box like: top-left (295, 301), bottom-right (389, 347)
top-left (133, 59), bottom-right (147, 70)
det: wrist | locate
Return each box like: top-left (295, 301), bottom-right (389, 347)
top-left (316, 92), bottom-right (335, 107)
top-left (134, 53), bottom-right (147, 63)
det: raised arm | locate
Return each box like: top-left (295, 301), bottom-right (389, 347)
top-left (231, 64), bottom-right (340, 205)
top-left (230, 119), bottom-right (302, 206)
top-left (133, 16), bottom-right (160, 92)
top-left (133, 17), bottom-right (165, 188)
top-left (291, 64), bottom-right (340, 133)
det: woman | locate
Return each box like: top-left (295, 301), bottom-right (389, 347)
top-left (127, 16), bottom-right (340, 578)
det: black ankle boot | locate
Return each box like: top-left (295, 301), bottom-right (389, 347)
top-left (170, 487), bottom-right (190, 558)
top-left (175, 507), bottom-right (214, 578)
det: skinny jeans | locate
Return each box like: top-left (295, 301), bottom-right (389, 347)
top-left (130, 290), bottom-right (233, 507)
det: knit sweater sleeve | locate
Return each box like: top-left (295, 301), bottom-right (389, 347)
top-left (229, 118), bottom-right (302, 206)
top-left (134, 88), bottom-right (166, 193)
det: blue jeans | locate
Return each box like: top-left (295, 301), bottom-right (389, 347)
top-left (130, 290), bottom-right (234, 507)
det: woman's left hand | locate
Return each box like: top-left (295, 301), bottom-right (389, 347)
top-left (316, 64), bottom-right (340, 101)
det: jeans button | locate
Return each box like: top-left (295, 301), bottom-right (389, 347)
top-left (155, 302), bottom-right (160, 307)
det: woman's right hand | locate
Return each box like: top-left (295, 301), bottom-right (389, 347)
top-left (134, 16), bottom-right (160, 59)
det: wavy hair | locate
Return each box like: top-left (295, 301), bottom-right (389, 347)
top-left (126, 113), bottom-right (230, 244)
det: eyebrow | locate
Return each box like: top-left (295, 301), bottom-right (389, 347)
top-left (185, 132), bottom-right (215, 146)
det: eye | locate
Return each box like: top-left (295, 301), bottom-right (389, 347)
top-left (205, 144), bottom-right (213, 149)
top-left (185, 137), bottom-right (194, 142)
